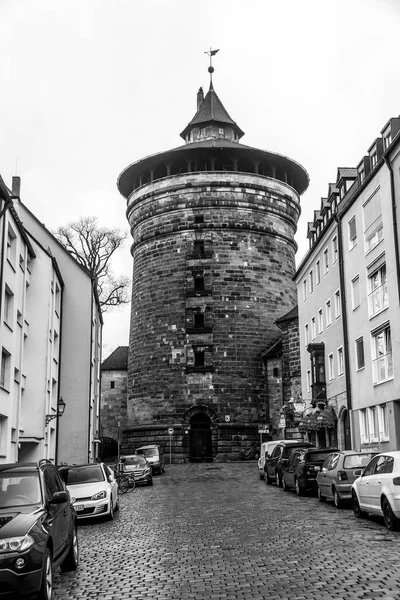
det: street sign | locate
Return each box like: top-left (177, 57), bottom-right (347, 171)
top-left (258, 424), bottom-right (269, 434)
top-left (279, 417), bottom-right (286, 429)
top-left (167, 427), bottom-right (174, 436)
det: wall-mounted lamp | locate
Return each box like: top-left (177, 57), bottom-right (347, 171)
top-left (45, 397), bottom-right (66, 426)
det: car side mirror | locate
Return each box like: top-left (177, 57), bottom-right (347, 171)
top-left (353, 468), bottom-right (364, 477)
top-left (49, 491), bottom-right (69, 504)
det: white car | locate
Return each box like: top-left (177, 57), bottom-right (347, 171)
top-left (59, 463), bottom-right (119, 520)
top-left (351, 451), bottom-right (400, 531)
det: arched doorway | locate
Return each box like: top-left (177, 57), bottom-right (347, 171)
top-left (189, 413), bottom-right (212, 462)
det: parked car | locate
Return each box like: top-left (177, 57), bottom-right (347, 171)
top-left (264, 440), bottom-right (314, 486)
top-left (282, 447), bottom-right (339, 495)
top-left (351, 451), bottom-right (400, 531)
top-left (316, 450), bottom-right (377, 508)
top-left (59, 462), bottom-right (118, 520)
top-left (0, 460), bottom-right (78, 600)
top-left (136, 445), bottom-right (165, 474)
top-left (258, 440), bottom-right (290, 479)
top-left (120, 455), bottom-right (153, 486)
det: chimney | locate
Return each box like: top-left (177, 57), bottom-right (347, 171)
top-left (197, 87), bottom-right (204, 111)
top-left (12, 176), bottom-right (21, 198)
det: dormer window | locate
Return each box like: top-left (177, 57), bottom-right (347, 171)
top-left (200, 127), bottom-right (206, 137)
top-left (370, 149), bottom-right (378, 168)
top-left (358, 165), bottom-right (365, 183)
top-left (383, 127), bottom-right (392, 150)
top-left (218, 127), bottom-right (225, 136)
top-left (340, 185), bottom-right (345, 200)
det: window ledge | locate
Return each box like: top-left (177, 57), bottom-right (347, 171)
top-left (186, 290), bottom-right (212, 297)
top-left (186, 327), bottom-right (212, 334)
top-left (0, 384), bottom-right (10, 393)
top-left (186, 366), bottom-right (214, 374)
top-left (369, 306), bottom-right (389, 320)
top-left (373, 376), bottom-right (394, 387)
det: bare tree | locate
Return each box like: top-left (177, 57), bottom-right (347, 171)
top-left (53, 216), bottom-right (130, 311)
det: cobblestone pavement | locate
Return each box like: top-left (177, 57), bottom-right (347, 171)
top-left (53, 462), bottom-right (400, 600)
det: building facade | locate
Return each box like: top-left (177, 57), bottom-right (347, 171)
top-left (100, 346), bottom-right (128, 460)
top-left (295, 115), bottom-right (400, 452)
top-left (117, 72), bottom-right (309, 461)
top-left (0, 175), bottom-right (103, 465)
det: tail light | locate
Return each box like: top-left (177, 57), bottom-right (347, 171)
top-left (393, 477), bottom-right (400, 485)
top-left (337, 470), bottom-right (348, 481)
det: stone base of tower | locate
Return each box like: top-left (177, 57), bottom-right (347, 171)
top-left (121, 421), bottom-right (262, 464)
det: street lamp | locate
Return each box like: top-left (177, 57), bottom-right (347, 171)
top-left (45, 397), bottom-right (66, 426)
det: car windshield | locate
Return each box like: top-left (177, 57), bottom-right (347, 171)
top-left (61, 465), bottom-right (105, 485)
top-left (0, 473), bottom-right (41, 506)
top-left (124, 456), bottom-right (146, 466)
top-left (305, 452), bottom-right (333, 463)
top-left (343, 453), bottom-right (376, 469)
top-left (137, 448), bottom-right (158, 457)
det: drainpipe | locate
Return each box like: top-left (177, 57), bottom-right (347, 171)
top-left (335, 215), bottom-right (352, 418)
top-left (55, 277), bottom-right (64, 466)
top-left (384, 156), bottom-right (400, 304)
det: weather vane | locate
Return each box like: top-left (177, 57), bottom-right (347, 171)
top-left (204, 48), bottom-right (219, 83)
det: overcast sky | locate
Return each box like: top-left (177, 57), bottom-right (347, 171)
top-left (1, 0), bottom-right (399, 357)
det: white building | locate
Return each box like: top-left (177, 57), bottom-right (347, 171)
top-left (0, 175), bottom-right (103, 464)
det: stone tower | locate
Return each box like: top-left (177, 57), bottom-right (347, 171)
top-left (117, 66), bottom-right (309, 462)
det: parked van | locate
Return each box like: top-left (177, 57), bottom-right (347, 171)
top-left (136, 445), bottom-right (165, 475)
top-left (258, 440), bottom-right (290, 479)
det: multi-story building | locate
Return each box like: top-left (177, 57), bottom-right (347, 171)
top-left (295, 115), bottom-right (400, 452)
top-left (117, 68), bottom-right (309, 461)
top-left (0, 175), bottom-right (103, 464)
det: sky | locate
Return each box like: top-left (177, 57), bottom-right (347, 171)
top-left (1, 0), bottom-right (400, 358)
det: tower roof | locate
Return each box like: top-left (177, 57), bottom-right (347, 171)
top-left (180, 83), bottom-right (244, 141)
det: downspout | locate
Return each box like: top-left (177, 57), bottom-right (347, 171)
top-left (335, 214), bottom-right (352, 418)
top-left (55, 278), bottom-right (64, 466)
top-left (88, 280), bottom-right (95, 463)
top-left (384, 156), bottom-right (400, 304)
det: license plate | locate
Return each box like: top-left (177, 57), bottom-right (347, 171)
top-left (74, 504), bottom-right (84, 512)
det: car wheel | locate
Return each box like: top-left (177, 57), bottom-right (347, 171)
top-left (383, 497), bottom-right (400, 531)
top-left (282, 477), bottom-right (289, 491)
top-left (275, 472), bottom-right (282, 488)
top-left (352, 492), bottom-right (367, 519)
top-left (333, 488), bottom-right (343, 509)
top-left (317, 485), bottom-right (325, 503)
top-left (295, 479), bottom-right (303, 496)
top-left (60, 526), bottom-right (79, 572)
top-left (38, 548), bottom-right (53, 600)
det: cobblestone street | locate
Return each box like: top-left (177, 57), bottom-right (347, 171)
top-left (54, 463), bottom-right (400, 600)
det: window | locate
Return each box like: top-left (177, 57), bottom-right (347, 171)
top-left (4, 286), bottom-right (14, 329)
top-left (306, 370), bottom-right (311, 393)
top-left (368, 264), bottom-right (388, 316)
top-left (334, 290), bottom-right (341, 319)
top-left (19, 254), bottom-right (25, 271)
top-left (193, 240), bottom-right (205, 257)
top-left (218, 127), bottom-right (225, 136)
top-left (6, 225), bottom-right (17, 268)
top-left (328, 354), bottom-right (334, 380)
top-left (326, 299), bottom-right (332, 326)
top-left (363, 189), bottom-right (383, 252)
top-left (337, 347), bottom-right (344, 376)
top-left (311, 317), bottom-right (316, 340)
top-left (110, 381), bottom-right (115, 389)
top-left (348, 217), bottom-right (357, 249)
top-left (194, 313), bottom-right (205, 329)
top-left (332, 236), bottom-right (338, 264)
top-left (358, 165), bottom-right (365, 183)
top-left (323, 248), bottom-right (329, 274)
top-left (302, 279), bottom-right (307, 302)
top-left (360, 409), bottom-right (369, 445)
top-left (194, 349), bottom-right (205, 367)
top-left (273, 367), bottom-right (279, 377)
top-left (368, 407), bottom-right (379, 442)
top-left (0, 348), bottom-right (11, 390)
top-left (355, 337), bottom-right (365, 370)
top-left (194, 214), bottom-right (204, 224)
top-left (378, 404), bottom-right (389, 441)
top-left (372, 324), bottom-right (393, 384)
top-left (316, 260), bottom-right (321, 285)
top-left (370, 150), bottom-right (377, 168)
top-left (55, 284), bottom-right (61, 315)
top-left (309, 270), bottom-right (314, 294)
top-left (304, 323), bottom-right (309, 345)
top-left (352, 276), bottom-right (360, 310)
top-left (383, 129), bottom-right (392, 150)
top-left (193, 272), bottom-right (205, 291)
top-left (318, 309), bottom-right (323, 334)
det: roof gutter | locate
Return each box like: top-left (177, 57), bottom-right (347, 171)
top-left (384, 156), bottom-right (400, 304)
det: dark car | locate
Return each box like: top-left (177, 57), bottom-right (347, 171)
top-left (317, 450), bottom-right (377, 508)
top-left (282, 447), bottom-right (339, 495)
top-left (0, 460), bottom-right (78, 600)
top-left (264, 440), bottom-right (315, 487)
top-left (136, 445), bottom-right (165, 475)
top-left (119, 455), bottom-right (153, 486)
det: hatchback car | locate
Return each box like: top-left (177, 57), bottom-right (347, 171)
top-left (258, 440), bottom-right (290, 480)
top-left (316, 450), bottom-right (377, 508)
top-left (136, 445), bottom-right (165, 474)
top-left (120, 455), bottom-right (153, 486)
top-left (0, 460), bottom-right (78, 600)
top-left (351, 451), bottom-right (400, 531)
top-left (282, 447), bottom-right (339, 495)
top-left (59, 462), bottom-right (118, 520)
top-left (264, 440), bottom-right (315, 486)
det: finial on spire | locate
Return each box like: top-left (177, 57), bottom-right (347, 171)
top-left (204, 48), bottom-right (219, 84)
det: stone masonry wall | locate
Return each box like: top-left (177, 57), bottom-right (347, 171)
top-left (100, 369), bottom-right (128, 441)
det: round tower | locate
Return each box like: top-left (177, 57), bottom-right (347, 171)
top-left (117, 68), bottom-right (309, 462)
